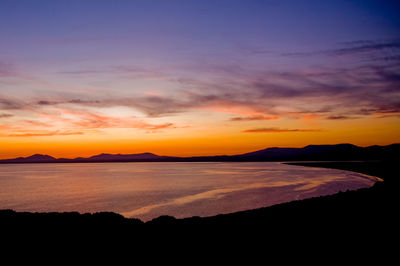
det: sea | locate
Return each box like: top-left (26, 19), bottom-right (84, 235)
top-left (0, 162), bottom-right (379, 221)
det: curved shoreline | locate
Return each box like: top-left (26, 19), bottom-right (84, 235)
top-left (284, 162), bottom-right (384, 182)
top-left (0, 162), bottom-right (395, 225)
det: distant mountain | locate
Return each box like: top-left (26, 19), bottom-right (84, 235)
top-left (2, 154), bottom-right (57, 163)
top-left (233, 143), bottom-right (399, 161)
top-left (0, 143), bottom-right (398, 164)
top-left (88, 152), bottom-right (162, 161)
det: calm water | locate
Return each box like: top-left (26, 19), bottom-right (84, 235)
top-left (0, 162), bottom-right (378, 221)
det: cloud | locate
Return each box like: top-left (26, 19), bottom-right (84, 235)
top-left (27, 61), bottom-right (400, 121)
top-left (0, 97), bottom-right (27, 110)
top-left (5, 57), bottom-right (397, 124)
top-left (326, 115), bottom-right (357, 120)
top-left (328, 40), bottom-right (400, 56)
top-left (7, 130), bottom-right (85, 137)
top-left (58, 65), bottom-right (167, 80)
top-left (243, 128), bottom-right (321, 133)
top-left (57, 108), bottom-right (175, 131)
top-left (0, 113), bottom-right (13, 118)
top-left (3, 38), bottom-right (399, 125)
top-left (0, 61), bottom-right (41, 82)
top-left (36, 99), bottom-right (101, 106)
top-left (145, 122), bottom-right (174, 130)
top-left (20, 120), bottom-right (51, 127)
top-left (37, 100), bottom-right (55, 105)
top-left (0, 103), bottom-right (177, 137)
top-left (229, 115), bottom-right (280, 121)
top-left (281, 39), bottom-right (400, 58)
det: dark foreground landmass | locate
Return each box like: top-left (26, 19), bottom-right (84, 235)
top-left (1, 160), bottom-right (397, 252)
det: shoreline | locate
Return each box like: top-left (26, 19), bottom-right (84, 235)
top-left (0, 161), bottom-right (379, 221)
top-left (1, 160), bottom-right (395, 244)
top-left (284, 162), bottom-right (384, 182)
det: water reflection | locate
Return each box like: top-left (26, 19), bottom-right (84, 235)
top-left (0, 162), bottom-right (378, 221)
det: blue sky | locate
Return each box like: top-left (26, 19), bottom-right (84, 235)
top-left (1, 0), bottom-right (399, 63)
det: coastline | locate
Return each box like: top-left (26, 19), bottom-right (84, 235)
top-left (284, 161), bottom-right (385, 182)
top-left (1, 160), bottom-right (396, 246)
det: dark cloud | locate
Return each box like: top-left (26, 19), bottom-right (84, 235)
top-left (68, 99), bottom-right (101, 104)
top-left (179, 63), bottom-right (400, 119)
top-left (31, 62), bottom-right (400, 120)
top-left (6, 44), bottom-right (398, 122)
top-left (0, 97), bottom-right (26, 110)
top-left (36, 99), bottom-right (101, 106)
top-left (37, 100), bottom-right (55, 105)
top-left (117, 96), bottom-right (194, 117)
top-left (328, 40), bottom-right (400, 56)
top-left (58, 65), bottom-right (166, 80)
top-left (338, 40), bottom-right (376, 46)
top-left (326, 115), bottom-right (357, 120)
top-left (230, 115), bottom-right (280, 121)
top-left (243, 128), bottom-right (321, 133)
top-left (372, 55), bottom-right (400, 62)
top-left (0, 113), bottom-right (13, 118)
top-left (280, 51), bottom-right (316, 57)
top-left (281, 40), bottom-right (400, 60)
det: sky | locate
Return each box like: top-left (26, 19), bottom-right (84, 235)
top-left (0, 0), bottom-right (399, 158)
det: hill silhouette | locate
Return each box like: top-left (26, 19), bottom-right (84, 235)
top-left (0, 143), bottom-right (398, 163)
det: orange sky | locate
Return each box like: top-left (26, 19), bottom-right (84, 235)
top-left (1, 115), bottom-right (399, 159)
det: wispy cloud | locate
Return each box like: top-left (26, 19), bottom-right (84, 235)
top-left (281, 39), bottom-right (400, 59)
top-left (7, 130), bottom-right (85, 137)
top-left (328, 40), bottom-right (400, 56)
top-left (3, 61), bottom-right (400, 121)
top-left (243, 128), bottom-right (321, 133)
top-left (0, 113), bottom-right (13, 118)
top-left (0, 104), bottom-right (176, 137)
top-left (13, 61), bottom-right (398, 121)
top-left (229, 115), bottom-right (280, 121)
top-left (50, 108), bottom-right (176, 131)
top-left (326, 115), bottom-right (357, 120)
top-left (2, 39), bottom-right (400, 127)
top-left (37, 99), bottom-right (101, 106)
top-left (0, 97), bottom-right (28, 110)
top-left (57, 65), bottom-right (168, 80)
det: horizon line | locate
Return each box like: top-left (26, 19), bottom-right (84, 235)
top-left (1, 142), bottom-right (398, 161)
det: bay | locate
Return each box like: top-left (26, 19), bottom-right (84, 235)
top-left (0, 162), bottom-right (378, 221)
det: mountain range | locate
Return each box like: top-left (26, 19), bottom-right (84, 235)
top-left (0, 143), bottom-right (398, 164)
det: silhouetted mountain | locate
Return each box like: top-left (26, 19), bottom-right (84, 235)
top-left (0, 143), bottom-right (398, 163)
top-left (2, 154), bottom-right (57, 163)
top-left (88, 152), bottom-right (163, 161)
top-left (233, 143), bottom-right (399, 161)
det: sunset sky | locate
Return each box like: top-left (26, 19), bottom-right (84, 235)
top-left (0, 0), bottom-right (399, 159)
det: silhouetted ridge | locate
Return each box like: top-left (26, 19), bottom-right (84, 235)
top-left (234, 143), bottom-right (399, 161)
top-left (24, 154), bottom-right (55, 160)
top-left (6, 154), bottom-right (57, 163)
top-left (0, 143), bottom-right (398, 163)
top-left (88, 152), bottom-right (160, 161)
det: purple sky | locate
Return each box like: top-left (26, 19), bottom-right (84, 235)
top-left (0, 0), bottom-right (399, 157)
